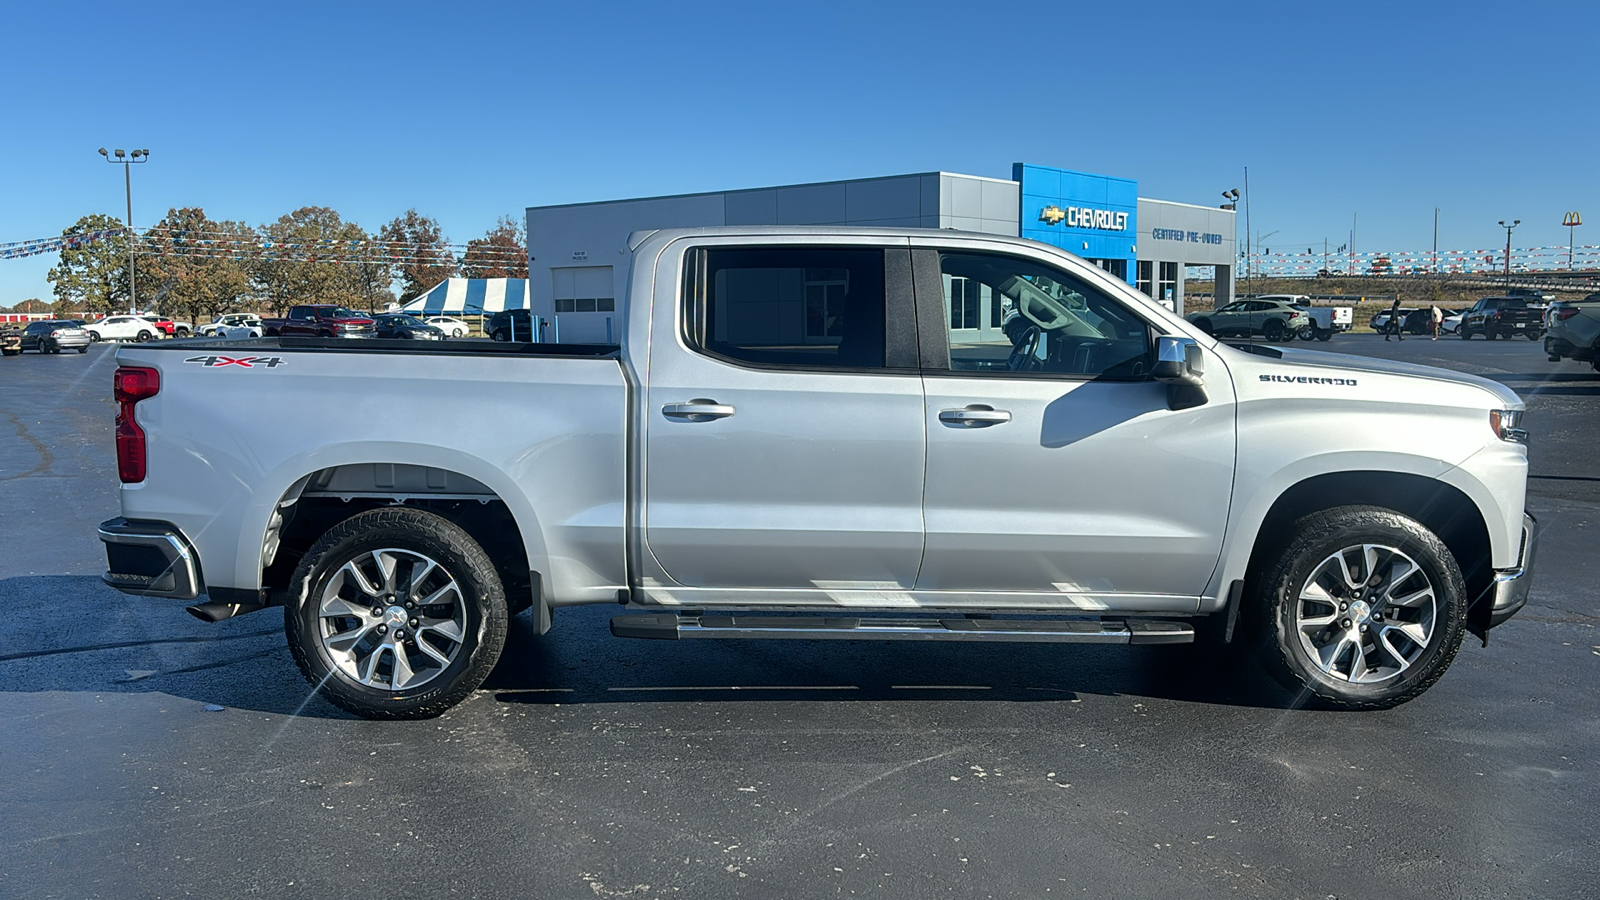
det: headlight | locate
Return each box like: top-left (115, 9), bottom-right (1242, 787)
top-left (1490, 409), bottom-right (1528, 443)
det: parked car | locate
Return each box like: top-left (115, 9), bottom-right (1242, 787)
top-left (1440, 312), bottom-right (1464, 335)
top-left (373, 313), bottom-right (445, 340)
top-left (1, 326), bottom-right (21, 356)
top-left (98, 225), bottom-right (1534, 720)
top-left (20, 320), bottom-right (91, 353)
top-left (84, 315), bottom-right (159, 343)
top-left (1543, 298), bottom-right (1600, 373)
top-left (1184, 297), bottom-right (1311, 341)
top-left (199, 314), bottom-right (263, 337)
top-left (1459, 297), bottom-right (1543, 341)
top-left (261, 305), bottom-right (376, 338)
top-left (1369, 308), bottom-right (1430, 335)
top-left (488, 308), bottom-right (538, 342)
top-left (422, 316), bottom-right (470, 337)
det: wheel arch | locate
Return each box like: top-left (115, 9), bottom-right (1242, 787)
top-left (258, 459), bottom-right (550, 632)
top-left (1240, 471), bottom-right (1492, 629)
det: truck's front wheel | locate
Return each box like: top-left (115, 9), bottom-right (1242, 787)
top-left (285, 507), bottom-right (509, 719)
top-left (1253, 506), bottom-right (1466, 709)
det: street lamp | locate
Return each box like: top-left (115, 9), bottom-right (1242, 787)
top-left (1220, 189), bottom-right (1239, 211)
top-left (1498, 219), bottom-right (1519, 287)
top-left (98, 147), bottom-right (151, 313)
top-left (1563, 212), bottom-right (1582, 270)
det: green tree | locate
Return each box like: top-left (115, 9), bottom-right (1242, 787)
top-left (47, 214), bottom-right (131, 316)
top-left (13, 298), bottom-right (52, 314)
top-left (141, 207), bottom-right (256, 324)
top-left (379, 209), bottom-right (456, 302)
top-left (459, 216), bottom-right (528, 279)
top-left (252, 207), bottom-right (389, 314)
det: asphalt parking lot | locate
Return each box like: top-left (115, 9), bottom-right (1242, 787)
top-left (1, 336), bottom-right (1596, 899)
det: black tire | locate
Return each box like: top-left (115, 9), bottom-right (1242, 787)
top-left (1263, 319), bottom-right (1286, 342)
top-left (136, 330), bottom-right (152, 342)
top-left (176, 327), bottom-right (190, 337)
top-left (285, 507), bottom-right (509, 720)
top-left (1459, 327), bottom-right (1472, 340)
top-left (1296, 325), bottom-right (1315, 341)
top-left (1251, 506), bottom-right (1466, 709)
top-left (1526, 331), bottom-right (1541, 341)
top-left (89, 332), bottom-right (102, 342)
top-left (77, 346), bottom-right (88, 353)
top-left (491, 329), bottom-right (510, 342)
top-left (1315, 328), bottom-right (1332, 342)
top-left (1484, 328), bottom-right (1497, 341)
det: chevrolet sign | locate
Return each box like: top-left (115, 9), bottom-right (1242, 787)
top-left (1039, 204), bottom-right (1129, 232)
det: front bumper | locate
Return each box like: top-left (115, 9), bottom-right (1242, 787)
top-left (99, 517), bottom-right (201, 600)
top-left (1488, 512), bottom-right (1537, 628)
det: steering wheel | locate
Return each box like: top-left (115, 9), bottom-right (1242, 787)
top-left (1007, 325), bottom-right (1044, 372)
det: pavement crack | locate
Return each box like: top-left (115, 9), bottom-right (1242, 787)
top-left (0, 409), bottom-right (53, 480)
top-left (0, 628), bottom-right (279, 663)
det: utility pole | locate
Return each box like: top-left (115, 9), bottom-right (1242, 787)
top-left (98, 147), bottom-right (151, 313)
top-left (1243, 167), bottom-right (1252, 294)
top-left (1499, 219), bottom-right (1520, 287)
top-left (1433, 208), bottom-right (1439, 274)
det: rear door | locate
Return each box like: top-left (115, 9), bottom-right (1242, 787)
top-left (639, 239), bottom-right (928, 603)
top-left (911, 238), bottom-right (1236, 611)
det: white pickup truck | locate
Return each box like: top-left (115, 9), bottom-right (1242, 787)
top-left (98, 227), bottom-right (1536, 719)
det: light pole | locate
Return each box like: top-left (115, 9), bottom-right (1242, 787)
top-left (98, 147), bottom-right (150, 313)
top-left (1563, 212), bottom-right (1582, 270)
top-left (1498, 219), bottom-right (1519, 287)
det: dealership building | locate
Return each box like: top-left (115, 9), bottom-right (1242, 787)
top-left (525, 162), bottom-right (1236, 343)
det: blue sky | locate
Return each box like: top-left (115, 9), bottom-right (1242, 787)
top-left (2, 0), bottom-right (1596, 302)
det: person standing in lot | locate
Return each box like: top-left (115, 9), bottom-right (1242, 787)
top-left (1385, 296), bottom-right (1404, 341)
top-left (1430, 304), bottom-right (1443, 340)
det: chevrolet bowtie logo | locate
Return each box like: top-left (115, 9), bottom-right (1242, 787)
top-left (1040, 205), bottom-right (1066, 225)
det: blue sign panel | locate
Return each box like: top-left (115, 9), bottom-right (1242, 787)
top-left (1014, 163), bottom-right (1137, 284)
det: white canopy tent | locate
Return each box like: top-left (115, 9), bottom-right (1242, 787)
top-left (397, 278), bottom-right (529, 315)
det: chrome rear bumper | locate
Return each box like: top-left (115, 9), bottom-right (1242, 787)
top-left (99, 517), bottom-right (201, 600)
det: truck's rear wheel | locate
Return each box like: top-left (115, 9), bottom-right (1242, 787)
top-left (1296, 325), bottom-right (1315, 341)
top-left (1315, 328), bottom-right (1332, 342)
top-left (1253, 506), bottom-right (1466, 709)
top-left (285, 507), bottom-right (508, 719)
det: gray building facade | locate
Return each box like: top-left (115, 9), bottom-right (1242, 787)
top-left (526, 167), bottom-right (1232, 342)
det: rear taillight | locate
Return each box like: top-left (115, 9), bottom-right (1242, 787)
top-left (114, 366), bottom-right (160, 483)
top-left (1556, 308), bottom-right (1579, 321)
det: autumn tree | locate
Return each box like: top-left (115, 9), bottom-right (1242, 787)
top-left (140, 207), bottom-right (256, 324)
top-left (13, 298), bottom-right (52, 314)
top-left (379, 209), bottom-right (456, 302)
top-left (47, 214), bottom-right (131, 316)
top-left (459, 216), bottom-right (529, 279)
top-left (251, 207), bottom-right (390, 314)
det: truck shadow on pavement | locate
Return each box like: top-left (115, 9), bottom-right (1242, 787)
top-left (2, 576), bottom-right (1307, 718)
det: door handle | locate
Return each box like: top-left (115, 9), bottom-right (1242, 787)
top-left (662, 400), bottom-right (736, 421)
top-left (938, 405), bottom-right (1011, 427)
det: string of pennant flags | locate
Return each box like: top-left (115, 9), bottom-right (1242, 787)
top-left (0, 228), bottom-right (130, 260)
top-left (1243, 244), bottom-right (1600, 277)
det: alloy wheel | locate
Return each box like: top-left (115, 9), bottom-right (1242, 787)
top-left (1293, 543), bottom-right (1437, 684)
top-left (317, 548), bottom-right (468, 691)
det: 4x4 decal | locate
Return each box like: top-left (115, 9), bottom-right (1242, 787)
top-left (184, 355), bottom-right (286, 369)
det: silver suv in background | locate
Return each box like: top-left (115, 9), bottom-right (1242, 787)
top-left (1544, 297), bottom-right (1600, 372)
top-left (1185, 297), bottom-right (1312, 341)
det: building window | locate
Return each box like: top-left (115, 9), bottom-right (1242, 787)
top-left (554, 297), bottom-right (614, 313)
top-left (946, 275), bottom-right (980, 330)
top-left (1136, 260), bottom-right (1153, 297)
top-left (1158, 262), bottom-right (1179, 306)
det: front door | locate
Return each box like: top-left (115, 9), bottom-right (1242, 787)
top-left (640, 242), bottom-right (927, 602)
top-left (913, 241), bottom-right (1236, 611)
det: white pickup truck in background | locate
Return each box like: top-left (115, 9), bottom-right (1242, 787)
top-left (97, 226), bottom-right (1536, 719)
top-left (1262, 294), bottom-right (1354, 341)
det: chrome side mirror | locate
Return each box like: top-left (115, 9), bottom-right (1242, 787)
top-left (1152, 335), bottom-right (1207, 409)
